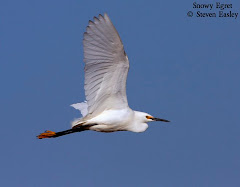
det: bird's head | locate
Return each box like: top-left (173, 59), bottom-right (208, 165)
top-left (131, 111), bottom-right (170, 133)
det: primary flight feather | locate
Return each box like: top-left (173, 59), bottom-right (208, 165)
top-left (38, 13), bottom-right (169, 139)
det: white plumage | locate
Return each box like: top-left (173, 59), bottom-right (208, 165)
top-left (71, 102), bottom-right (88, 117)
top-left (83, 14), bottom-right (129, 116)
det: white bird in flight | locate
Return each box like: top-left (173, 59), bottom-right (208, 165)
top-left (38, 13), bottom-right (169, 139)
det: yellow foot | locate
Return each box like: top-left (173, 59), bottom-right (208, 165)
top-left (37, 130), bottom-right (56, 139)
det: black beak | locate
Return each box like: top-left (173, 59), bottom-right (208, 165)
top-left (152, 118), bottom-right (170, 122)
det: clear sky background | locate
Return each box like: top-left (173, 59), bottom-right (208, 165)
top-left (1, 0), bottom-right (240, 186)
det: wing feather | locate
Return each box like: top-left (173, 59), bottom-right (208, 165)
top-left (83, 13), bottom-right (129, 117)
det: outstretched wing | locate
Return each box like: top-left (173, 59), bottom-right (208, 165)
top-left (83, 13), bottom-right (129, 117)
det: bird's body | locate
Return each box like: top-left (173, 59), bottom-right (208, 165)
top-left (37, 13), bottom-right (169, 139)
top-left (73, 108), bottom-right (149, 133)
top-left (85, 108), bottom-right (135, 132)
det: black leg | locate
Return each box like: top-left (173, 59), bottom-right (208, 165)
top-left (37, 125), bottom-right (96, 139)
top-left (52, 126), bottom-right (88, 138)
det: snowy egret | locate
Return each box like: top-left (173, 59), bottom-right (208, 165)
top-left (37, 13), bottom-right (169, 139)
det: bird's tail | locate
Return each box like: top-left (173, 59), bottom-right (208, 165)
top-left (71, 101), bottom-right (88, 117)
top-left (70, 101), bottom-right (89, 128)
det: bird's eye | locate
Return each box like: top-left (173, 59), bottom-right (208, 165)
top-left (146, 116), bottom-right (152, 119)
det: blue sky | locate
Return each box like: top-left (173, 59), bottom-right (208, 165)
top-left (1, 0), bottom-right (240, 186)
